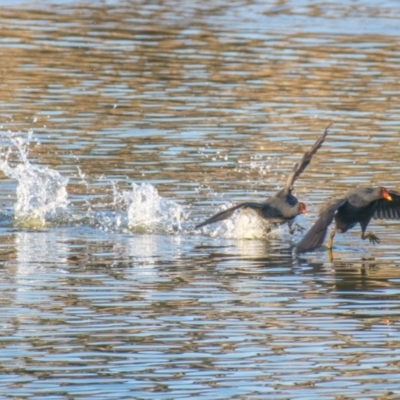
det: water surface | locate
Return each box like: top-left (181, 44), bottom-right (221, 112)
top-left (1, 0), bottom-right (400, 398)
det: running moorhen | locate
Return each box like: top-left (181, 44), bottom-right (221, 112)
top-left (296, 186), bottom-right (400, 253)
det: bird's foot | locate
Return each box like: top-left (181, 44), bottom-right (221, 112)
top-left (361, 232), bottom-right (380, 245)
top-left (288, 224), bottom-right (306, 235)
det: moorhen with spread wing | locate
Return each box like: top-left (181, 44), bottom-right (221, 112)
top-left (195, 124), bottom-right (331, 232)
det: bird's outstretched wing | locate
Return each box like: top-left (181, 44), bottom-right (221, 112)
top-left (296, 198), bottom-right (346, 253)
top-left (373, 189), bottom-right (400, 220)
top-left (284, 123), bottom-right (331, 193)
top-left (195, 202), bottom-right (266, 229)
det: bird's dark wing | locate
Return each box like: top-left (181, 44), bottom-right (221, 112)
top-left (296, 198), bottom-right (346, 253)
top-left (373, 190), bottom-right (400, 220)
top-left (195, 202), bottom-right (266, 229)
top-left (284, 123), bottom-right (331, 192)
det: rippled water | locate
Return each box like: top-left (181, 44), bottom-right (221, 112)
top-left (1, 0), bottom-right (400, 398)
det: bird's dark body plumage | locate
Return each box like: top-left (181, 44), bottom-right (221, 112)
top-left (195, 125), bottom-right (331, 230)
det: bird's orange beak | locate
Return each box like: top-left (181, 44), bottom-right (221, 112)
top-left (300, 203), bottom-right (307, 215)
top-left (382, 187), bottom-right (392, 201)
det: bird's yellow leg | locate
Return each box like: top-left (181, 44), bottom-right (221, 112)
top-left (327, 231), bottom-right (335, 250)
top-left (328, 248), bottom-right (334, 262)
top-left (361, 232), bottom-right (380, 244)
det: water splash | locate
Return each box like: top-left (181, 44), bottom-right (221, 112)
top-left (0, 131), bottom-right (69, 227)
top-left (199, 205), bottom-right (274, 239)
top-left (114, 182), bottom-right (184, 234)
top-left (196, 202), bottom-right (308, 240)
